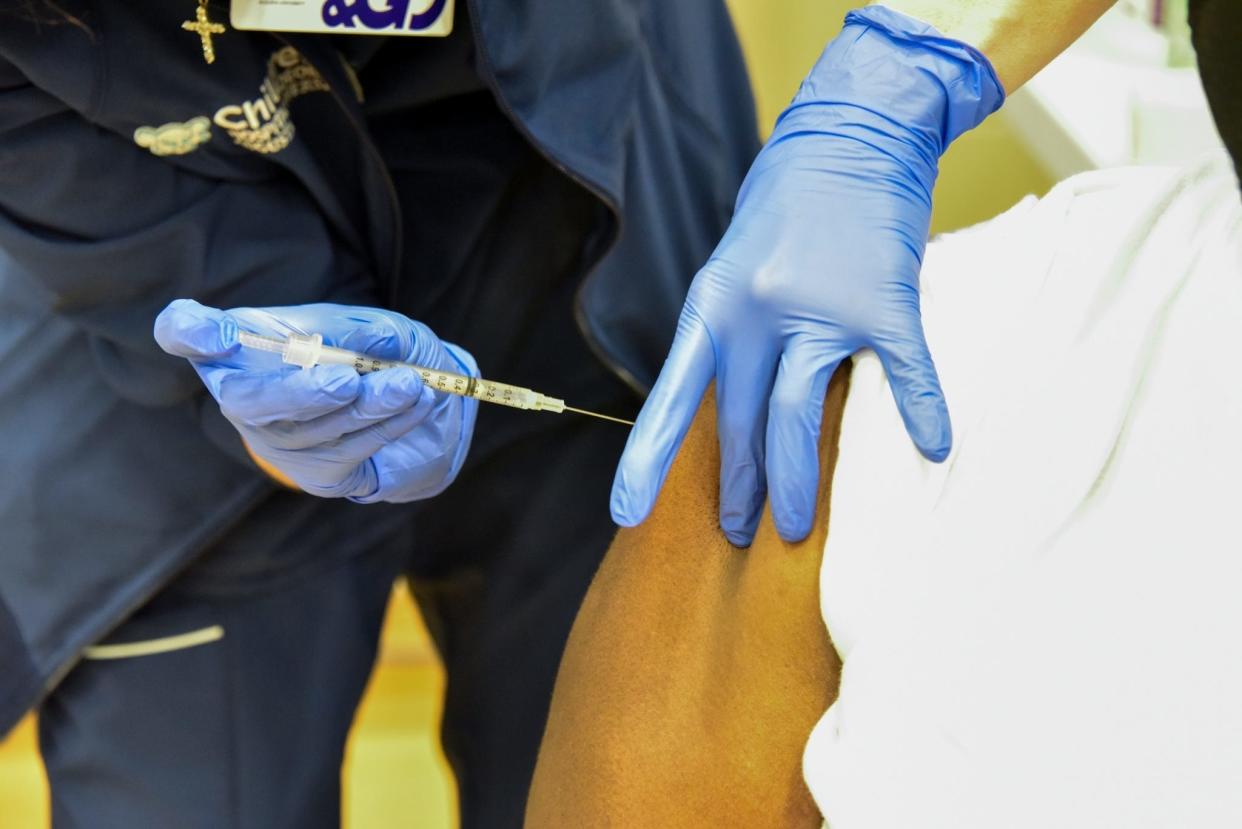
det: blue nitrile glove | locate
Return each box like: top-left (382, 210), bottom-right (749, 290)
top-left (154, 299), bottom-right (479, 503)
top-left (611, 6), bottom-right (1004, 546)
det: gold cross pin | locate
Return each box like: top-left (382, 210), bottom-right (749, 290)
top-left (182, 0), bottom-right (226, 65)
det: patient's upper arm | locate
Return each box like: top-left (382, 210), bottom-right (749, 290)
top-left (527, 373), bottom-right (848, 828)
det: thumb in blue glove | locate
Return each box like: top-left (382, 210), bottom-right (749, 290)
top-left (611, 6), bottom-right (1004, 546)
top-left (154, 299), bottom-right (479, 503)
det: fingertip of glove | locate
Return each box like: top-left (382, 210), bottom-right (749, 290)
top-left (773, 516), bottom-right (813, 544)
top-left (720, 496), bottom-right (761, 546)
top-left (722, 527), bottom-right (755, 548)
top-left (340, 323), bottom-right (402, 359)
top-left (766, 449), bottom-right (819, 544)
top-left (719, 470), bottom-right (765, 550)
top-left (911, 414), bottom-right (952, 463)
top-left (415, 380), bottom-right (436, 410)
top-left (610, 509), bottom-right (636, 528)
top-left (396, 373), bottom-right (436, 417)
top-left (900, 395), bottom-right (952, 463)
top-left (153, 300), bottom-right (238, 359)
top-left (369, 368), bottom-right (423, 406)
top-left (398, 368), bottom-right (428, 398)
top-left (305, 364), bottom-right (360, 401)
top-left (608, 476), bottom-right (647, 528)
top-left (609, 503), bottom-right (640, 529)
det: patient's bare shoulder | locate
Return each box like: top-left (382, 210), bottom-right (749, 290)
top-left (526, 370), bottom-right (849, 828)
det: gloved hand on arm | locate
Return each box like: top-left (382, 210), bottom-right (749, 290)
top-left (611, 6), bottom-right (1005, 546)
top-left (154, 299), bottom-right (479, 503)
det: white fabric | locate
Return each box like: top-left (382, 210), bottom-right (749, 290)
top-left (805, 155), bottom-right (1242, 829)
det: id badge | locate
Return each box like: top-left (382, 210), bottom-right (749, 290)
top-left (231, 0), bottom-right (454, 36)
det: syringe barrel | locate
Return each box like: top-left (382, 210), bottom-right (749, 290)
top-left (315, 343), bottom-right (559, 413)
top-left (239, 332), bottom-right (565, 414)
top-left (422, 369), bottom-right (561, 412)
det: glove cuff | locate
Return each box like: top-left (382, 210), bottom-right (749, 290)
top-left (782, 5), bottom-right (1005, 159)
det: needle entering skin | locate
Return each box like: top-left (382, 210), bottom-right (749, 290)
top-left (564, 406), bottom-right (635, 426)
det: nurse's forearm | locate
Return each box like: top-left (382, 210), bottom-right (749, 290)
top-left (879, 0), bottom-right (1117, 92)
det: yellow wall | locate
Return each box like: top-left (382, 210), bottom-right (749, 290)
top-left (723, 0), bottom-right (1056, 234)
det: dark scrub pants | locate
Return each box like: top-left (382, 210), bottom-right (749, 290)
top-left (37, 74), bottom-right (637, 829)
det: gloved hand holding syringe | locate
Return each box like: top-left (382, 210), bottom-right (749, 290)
top-left (237, 330), bottom-right (634, 426)
top-left (155, 299), bottom-right (631, 506)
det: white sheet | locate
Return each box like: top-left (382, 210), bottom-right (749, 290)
top-left (805, 155), bottom-right (1242, 828)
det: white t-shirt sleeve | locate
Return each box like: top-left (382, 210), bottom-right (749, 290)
top-left (805, 154), bottom-right (1242, 829)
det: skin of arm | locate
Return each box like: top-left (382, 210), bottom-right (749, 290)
top-left (881, 0), bottom-right (1119, 92)
top-left (526, 368), bottom-right (850, 828)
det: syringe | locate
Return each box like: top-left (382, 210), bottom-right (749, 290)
top-left (237, 331), bottom-right (635, 426)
